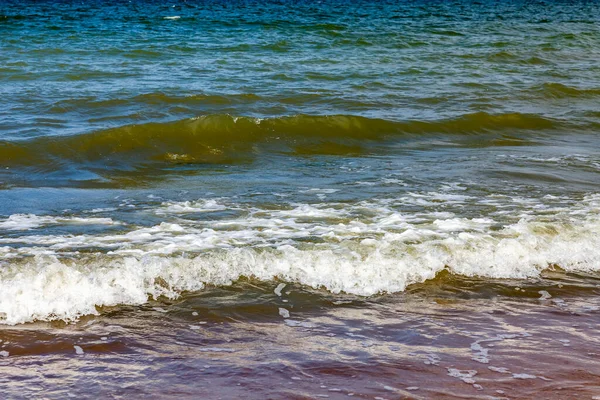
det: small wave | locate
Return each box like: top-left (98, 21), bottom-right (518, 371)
top-left (47, 92), bottom-right (261, 114)
top-left (0, 194), bottom-right (599, 324)
top-left (133, 92), bottom-right (262, 105)
top-left (534, 82), bottom-right (600, 99)
top-left (429, 29), bottom-right (465, 37)
top-left (0, 112), bottom-right (563, 173)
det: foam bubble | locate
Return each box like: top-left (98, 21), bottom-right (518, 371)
top-left (488, 366), bottom-right (510, 374)
top-left (0, 214), bottom-right (117, 231)
top-left (0, 194), bottom-right (599, 324)
top-left (278, 308), bottom-right (290, 318)
top-left (447, 368), bottom-right (478, 384)
top-left (512, 373), bottom-right (537, 379)
top-left (156, 199), bottom-right (228, 214)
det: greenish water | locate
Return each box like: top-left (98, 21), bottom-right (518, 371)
top-left (0, 2), bottom-right (599, 398)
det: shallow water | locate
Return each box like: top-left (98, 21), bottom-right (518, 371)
top-left (2, 278), bottom-right (600, 399)
top-left (1, 1), bottom-right (600, 398)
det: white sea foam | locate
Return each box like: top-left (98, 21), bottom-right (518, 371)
top-left (488, 366), bottom-right (510, 374)
top-left (538, 290), bottom-right (552, 300)
top-left (447, 368), bottom-right (478, 384)
top-left (497, 153), bottom-right (600, 171)
top-left (0, 214), bottom-right (117, 231)
top-left (156, 199), bottom-right (228, 214)
top-left (285, 320), bottom-right (316, 328)
top-left (198, 347), bottom-right (236, 353)
top-left (512, 373), bottom-right (537, 379)
top-left (278, 308), bottom-right (290, 318)
top-left (0, 194), bottom-right (599, 324)
top-left (274, 283), bottom-right (286, 296)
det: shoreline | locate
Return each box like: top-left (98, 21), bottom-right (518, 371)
top-left (1, 278), bottom-right (599, 399)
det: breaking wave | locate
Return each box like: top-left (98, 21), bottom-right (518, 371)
top-left (0, 194), bottom-right (599, 325)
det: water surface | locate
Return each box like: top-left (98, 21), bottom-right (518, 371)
top-left (1, 1), bottom-right (600, 398)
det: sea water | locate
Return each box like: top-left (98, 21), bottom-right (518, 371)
top-left (1, 1), bottom-right (599, 398)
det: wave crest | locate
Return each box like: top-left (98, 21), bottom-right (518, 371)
top-left (0, 112), bottom-right (561, 171)
top-left (1, 194), bottom-right (599, 325)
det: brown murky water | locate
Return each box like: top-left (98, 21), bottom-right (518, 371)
top-left (2, 273), bottom-right (599, 399)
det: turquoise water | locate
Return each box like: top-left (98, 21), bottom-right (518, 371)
top-left (0, 2), bottom-right (600, 397)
